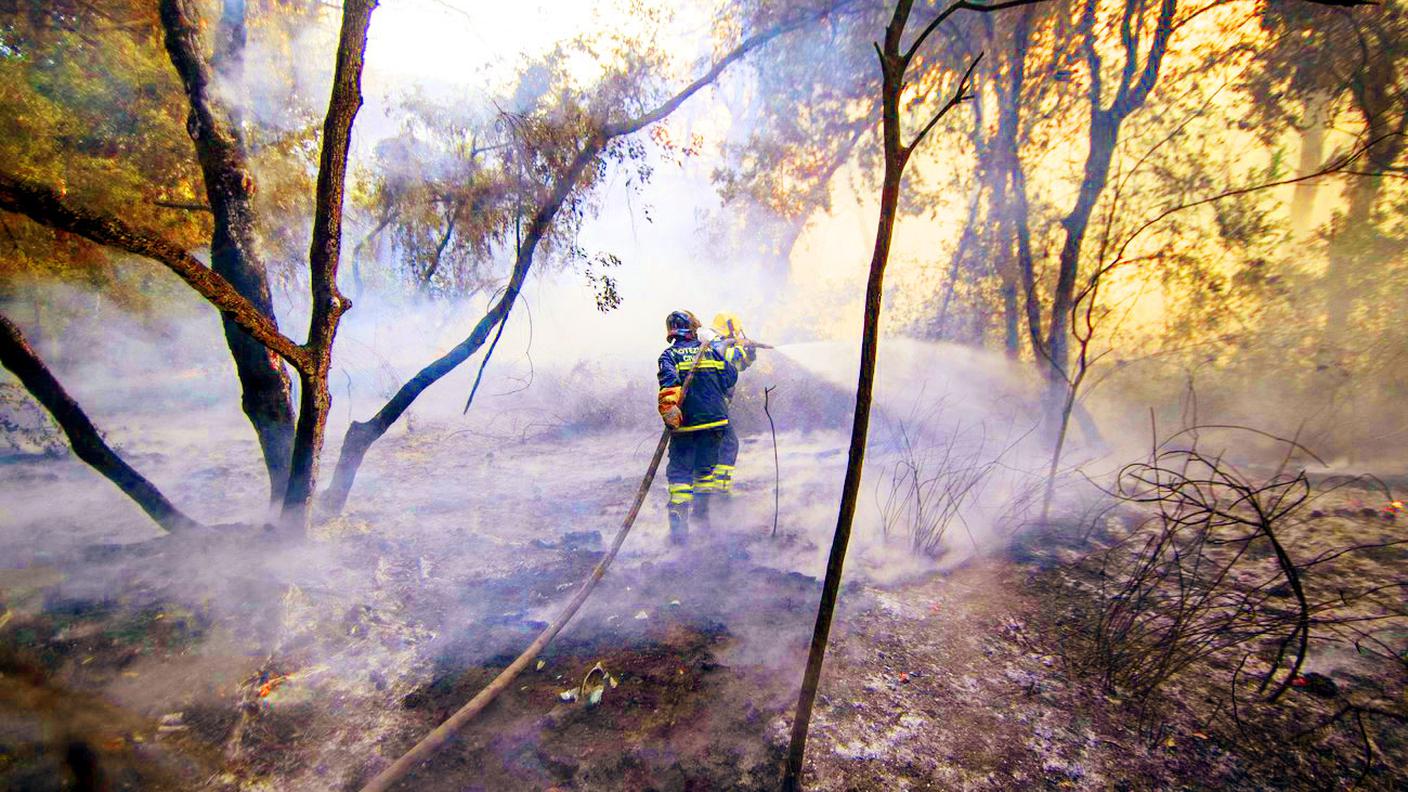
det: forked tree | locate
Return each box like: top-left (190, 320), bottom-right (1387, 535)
top-left (0, 0), bottom-right (378, 531)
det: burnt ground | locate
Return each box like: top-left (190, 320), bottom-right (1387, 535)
top-left (1, 419), bottom-right (1405, 791)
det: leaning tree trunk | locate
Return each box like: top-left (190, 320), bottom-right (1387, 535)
top-left (322, 138), bottom-right (598, 513)
top-left (160, 0), bottom-right (296, 505)
top-left (321, 2), bottom-right (847, 514)
top-left (1, 313), bottom-right (199, 533)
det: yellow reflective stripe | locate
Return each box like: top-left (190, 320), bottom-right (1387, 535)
top-left (677, 360), bottom-right (726, 371)
top-left (713, 465), bottom-right (735, 473)
top-left (675, 419), bottom-right (729, 432)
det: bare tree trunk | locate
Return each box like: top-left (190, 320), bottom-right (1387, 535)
top-left (1289, 91), bottom-right (1330, 237)
top-left (1324, 57), bottom-right (1405, 340)
top-left (160, 0), bottom-right (296, 505)
top-left (782, 0), bottom-right (1025, 781)
top-left (991, 163), bottom-right (1019, 356)
top-left (0, 313), bottom-right (199, 533)
top-left (1010, 155), bottom-right (1044, 360)
top-left (1045, 0), bottom-right (1175, 382)
top-left (1047, 114), bottom-right (1115, 379)
top-left (279, 0), bottom-right (376, 530)
top-left (995, 5), bottom-right (1044, 362)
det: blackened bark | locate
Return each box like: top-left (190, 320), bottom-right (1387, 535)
top-left (0, 313), bottom-right (199, 533)
top-left (280, 0), bottom-right (376, 529)
top-left (782, 0), bottom-right (1042, 782)
top-left (160, 0), bottom-right (295, 503)
top-left (323, 138), bottom-right (602, 512)
top-left (0, 173), bottom-right (308, 368)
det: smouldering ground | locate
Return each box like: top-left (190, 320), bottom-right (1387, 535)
top-left (1, 417), bottom-right (1405, 790)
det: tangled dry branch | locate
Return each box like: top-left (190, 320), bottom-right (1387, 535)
top-left (1070, 425), bottom-right (1408, 780)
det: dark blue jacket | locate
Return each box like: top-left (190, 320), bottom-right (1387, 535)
top-left (658, 339), bottom-right (738, 431)
top-left (710, 339), bottom-right (756, 401)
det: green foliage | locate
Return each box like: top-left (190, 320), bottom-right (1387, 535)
top-left (0, 2), bottom-right (206, 308)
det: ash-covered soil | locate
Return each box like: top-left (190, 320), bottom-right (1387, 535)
top-left (1, 415), bottom-right (1405, 790)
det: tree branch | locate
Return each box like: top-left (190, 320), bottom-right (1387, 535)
top-left (160, 0), bottom-right (258, 229)
top-left (0, 173), bottom-right (310, 371)
top-left (1106, 133), bottom-right (1398, 276)
top-left (0, 313), bottom-right (200, 533)
top-left (606, 0), bottom-right (859, 137)
top-left (1114, 0), bottom-right (1176, 115)
top-left (902, 0), bottom-right (1050, 64)
top-left (908, 53), bottom-right (984, 152)
top-left (280, 0), bottom-right (377, 526)
top-left (151, 199), bottom-right (213, 213)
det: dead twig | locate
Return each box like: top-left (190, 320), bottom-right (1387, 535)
top-left (764, 385), bottom-right (780, 537)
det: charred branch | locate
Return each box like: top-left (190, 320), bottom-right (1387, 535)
top-left (0, 172), bottom-right (310, 372)
top-left (0, 313), bottom-right (199, 534)
top-left (279, 0), bottom-right (376, 528)
top-left (160, 0), bottom-right (297, 505)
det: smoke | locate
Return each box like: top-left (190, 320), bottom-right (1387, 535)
top-left (10, 2), bottom-right (1397, 788)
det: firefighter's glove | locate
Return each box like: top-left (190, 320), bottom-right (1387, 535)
top-left (739, 343), bottom-right (758, 369)
top-left (658, 386), bottom-right (684, 429)
top-left (661, 405), bottom-right (683, 429)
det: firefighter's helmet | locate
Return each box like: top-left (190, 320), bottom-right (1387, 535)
top-left (712, 312), bottom-right (744, 339)
top-left (665, 310), bottom-right (701, 341)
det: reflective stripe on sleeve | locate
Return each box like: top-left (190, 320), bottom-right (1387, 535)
top-left (675, 419), bottom-right (729, 432)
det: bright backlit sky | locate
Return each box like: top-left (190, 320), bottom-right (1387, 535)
top-left (362, 0), bottom-right (710, 91)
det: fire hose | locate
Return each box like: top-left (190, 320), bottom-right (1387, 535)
top-left (357, 338), bottom-right (734, 792)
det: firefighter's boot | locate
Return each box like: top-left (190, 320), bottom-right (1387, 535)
top-left (668, 503), bottom-right (690, 545)
top-left (692, 492), bottom-right (713, 533)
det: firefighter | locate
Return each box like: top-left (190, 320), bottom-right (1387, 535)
top-left (658, 310), bottom-right (738, 544)
top-left (708, 313), bottom-right (758, 499)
